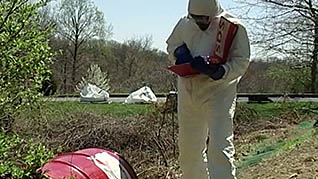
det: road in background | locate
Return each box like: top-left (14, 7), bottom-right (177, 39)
top-left (44, 96), bottom-right (318, 103)
top-left (43, 97), bottom-right (167, 103)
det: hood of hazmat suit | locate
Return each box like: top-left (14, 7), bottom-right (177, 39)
top-left (166, 0), bottom-right (250, 179)
top-left (188, 0), bottom-right (223, 17)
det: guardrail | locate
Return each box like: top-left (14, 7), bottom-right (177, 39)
top-left (236, 93), bottom-right (318, 98)
top-left (52, 93), bottom-right (168, 98)
top-left (45, 93), bottom-right (318, 103)
top-left (52, 93), bottom-right (318, 98)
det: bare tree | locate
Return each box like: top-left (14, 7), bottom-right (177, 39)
top-left (54, 0), bottom-right (112, 92)
top-left (98, 36), bottom-right (175, 93)
top-left (236, 0), bottom-right (318, 92)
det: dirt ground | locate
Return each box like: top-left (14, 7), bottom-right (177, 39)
top-left (238, 130), bottom-right (318, 179)
top-left (233, 109), bottom-right (318, 179)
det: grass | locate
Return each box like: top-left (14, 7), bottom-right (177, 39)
top-left (41, 101), bottom-right (155, 118)
top-left (237, 121), bottom-right (316, 169)
top-left (37, 101), bottom-right (318, 121)
top-left (238, 102), bottom-right (318, 120)
top-left (241, 103), bottom-right (281, 120)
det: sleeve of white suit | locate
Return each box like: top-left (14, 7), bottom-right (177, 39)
top-left (166, 18), bottom-right (185, 63)
top-left (222, 25), bottom-right (251, 81)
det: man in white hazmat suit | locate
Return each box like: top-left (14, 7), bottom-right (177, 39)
top-left (166, 0), bottom-right (250, 178)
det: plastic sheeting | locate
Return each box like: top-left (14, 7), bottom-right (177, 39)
top-left (80, 83), bottom-right (109, 103)
top-left (124, 86), bottom-right (157, 104)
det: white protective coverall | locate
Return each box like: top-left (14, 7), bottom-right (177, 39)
top-left (166, 0), bottom-right (250, 178)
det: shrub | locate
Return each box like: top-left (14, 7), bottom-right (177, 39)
top-left (0, 132), bottom-right (56, 178)
top-left (0, 0), bottom-right (54, 131)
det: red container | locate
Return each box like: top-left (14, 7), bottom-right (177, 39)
top-left (40, 148), bottom-right (137, 179)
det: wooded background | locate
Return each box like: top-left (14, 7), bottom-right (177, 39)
top-left (3, 0), bottom-right (318, 96)
top-left (41, 0), bottom-right (318, 95)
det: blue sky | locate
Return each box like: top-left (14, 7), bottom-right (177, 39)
top-left (92, 0), bottom-right (239, 52)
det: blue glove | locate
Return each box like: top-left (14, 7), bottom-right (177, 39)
top-left (174, 44), bottom-right (193, 65)
top-left (211, 65), bottom-right (225, 80)
top-left (190, 56), bottom-right (225, 80)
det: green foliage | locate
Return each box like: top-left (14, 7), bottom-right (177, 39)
top-left (0, 132), bottom-right (55, 178)
top-left (266, 60), bottom-right (311, 93)
top-left (235, 103), bottom-right (260, 122)
top-left (238, 102), bottom-right (318, 121)
top-left (277, 102), bottom-right (318, 119)
top-left (75, 64), bottom-right (111, 92)
top-left (0, 0), bottom-right (54, 129)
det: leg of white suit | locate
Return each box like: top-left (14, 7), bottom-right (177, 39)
top-left (178, 79), bottom-right (209, 179)
top-left (178, 105), bottom-right (209, 179)
top-left (206, 84), bottom-right (237, 179)
top-left (177, 76), bottom-right (237, 179)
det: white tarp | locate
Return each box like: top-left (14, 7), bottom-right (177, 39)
top-left (90, 152), bottom-right (134, 179)
top-left (124, 86), bottom-right (157, 104)
top-left (80, 83), bottom-right (109, 103)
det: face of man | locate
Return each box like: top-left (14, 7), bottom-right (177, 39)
top-left (187, 0), bottom-right (223, 31)
top-left (189, 13), bottom-right (211, 31)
